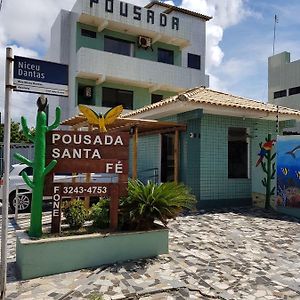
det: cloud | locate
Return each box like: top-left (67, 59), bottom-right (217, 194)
top-left (0, 0), bottom-right (76, 49)
top-left (168, 0), bottom-right (256, 91)
top-left (0, 0), bottom-right (77, 125)
top-left (0, 0), bottom-right (256, 125)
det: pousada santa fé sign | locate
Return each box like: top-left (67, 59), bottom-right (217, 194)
top-left (45, 130), bottom-right (129, 233)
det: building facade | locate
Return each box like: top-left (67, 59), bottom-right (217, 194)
top-left (124, 87), bottom-right (300, 208)
top-left (268, 51), bottom-right (300, 110)
top-left (47, 0), bottom-right (211, 121)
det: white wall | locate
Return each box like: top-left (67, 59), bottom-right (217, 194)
top-left (269, 52), bottom-right (300, 110)
top-left (47, 0), bottom-right (210, 121)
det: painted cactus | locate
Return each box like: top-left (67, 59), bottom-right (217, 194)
top-left (256, 133), bottom-right (276, 209)
top-left (14, 96), bottom-right (61, 237)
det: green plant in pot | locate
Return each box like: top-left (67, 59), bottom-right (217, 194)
top-left (120, 180), bottom-right (196, 230)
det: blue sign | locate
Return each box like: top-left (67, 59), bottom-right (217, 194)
top-left (13, 56), bottom-right (69, 97)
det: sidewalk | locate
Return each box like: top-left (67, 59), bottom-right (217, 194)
top-left (2, 207), bottom-right (300, 299)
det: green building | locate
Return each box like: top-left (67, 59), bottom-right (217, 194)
top-left (123, 87), bottom-right (300, 208)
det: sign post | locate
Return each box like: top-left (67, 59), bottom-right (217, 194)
top-left (1, 47), bottom-right (13, 300)
top-left (45, 130), bottom-right (129, 233)
top-left (0, 53), bottom-right (69, 297)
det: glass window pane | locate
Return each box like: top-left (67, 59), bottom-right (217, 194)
top-left (228, 128), bottom-right (248, 178)
top-left (81, 29), bottom-right (97, 39)
top-left (289, 86), bottom-right (300, 96)
top-left (20, 167), bottom-right (33, 176)
top-left (104, 36), bottom-right (133, 56)
top-left (274, 90), bottom-right (287, 99)
top-left (188, 53), bottom-right (201, 70)
top-left (151, 94), bottom-right (163, 104)
top-left (157, 48), bottom-right (174, 65)
top-left (102, 87), bottom-right (133, 109)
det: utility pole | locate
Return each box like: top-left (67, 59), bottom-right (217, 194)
top-left (272, 14), bottom-right (279, 56)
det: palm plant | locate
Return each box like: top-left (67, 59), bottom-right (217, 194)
top-left (119, 180), bottom-right (196, 230)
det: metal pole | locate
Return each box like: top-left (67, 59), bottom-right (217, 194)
top-left (1, 47), bottom-right (13, 300)
top-left (272, 15), bottom-right (278, 56)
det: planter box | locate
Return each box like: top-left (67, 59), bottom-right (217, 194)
top-left (16, 228), bottom-right (169, 280)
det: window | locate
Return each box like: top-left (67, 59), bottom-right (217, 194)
top-left (78, 85), bottom-right (95, 105)
top-left (228, 128), bottom-right (248, 178)
top-left (19, 167), bottom-right (33, 176)
top-left (102, 87), bottom-right (133, 109)
top-left (188, 53), bottom-right (201, 70)
top-left (81, 29), bottom-right (97, 39)
top-left (151, 94), bottom-right (163, 104)
top-left (157, 48), bottom-right (174, 65)
top-left (274, 89), bottom-right (287, 99)
top-left (104, 36), bottom-right (134, 56)
top-left (289, 86), bottom-right (300, 96)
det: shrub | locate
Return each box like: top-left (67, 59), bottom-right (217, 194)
top-left (89, 199), bottom-right (110, 229)
top-left (62, 200), bottom-right (88, 229)
top-left (119, 180), bottom-right (196, 230)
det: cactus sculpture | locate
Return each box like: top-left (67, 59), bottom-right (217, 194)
top-left (14, 96), bottom-right (61, 237)
top-left (256, 134), bottom-right (276, 209)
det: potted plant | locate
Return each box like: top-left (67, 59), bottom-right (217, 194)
top-left (119, 180), bottom-right (196, 230)
top-left (16, 180), bottom-right (196, 280)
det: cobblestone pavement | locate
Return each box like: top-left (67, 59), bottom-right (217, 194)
top-left (1, 207), bottom-right (300, 300)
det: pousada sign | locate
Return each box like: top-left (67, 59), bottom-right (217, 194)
top-left (90, 0), bottom-right (180, 31)
top-left (45, 130), bottom-right (129, 233)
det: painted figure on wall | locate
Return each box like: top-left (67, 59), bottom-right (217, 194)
top-left (277, 136), bottom-right (300, 208)
top-left (256, 134), bottom-right (276, 209)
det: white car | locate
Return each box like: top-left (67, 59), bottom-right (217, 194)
top-left (0, 164), bottom-right (117, 213)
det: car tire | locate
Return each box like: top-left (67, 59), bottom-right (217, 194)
top-left (9, 190), bottom-right (32, 213)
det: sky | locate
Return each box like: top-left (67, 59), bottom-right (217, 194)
top-left (0, 0), bottom-right (300, 125)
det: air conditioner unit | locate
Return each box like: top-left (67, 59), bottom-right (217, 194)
top-left (138, 36), bottom-right (152, 49)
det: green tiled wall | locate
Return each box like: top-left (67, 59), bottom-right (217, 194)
top-left (132, 111), bottom-right (286, 208)
top-left (199, 114), bottom-right (278, 206)
top-left (129, 135), bottom-right (160, 181)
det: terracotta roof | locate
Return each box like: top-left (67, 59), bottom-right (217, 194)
top-left (145, 1), bottom-right (212, 21)
top-left (123, 87), bottom-right (300, 118)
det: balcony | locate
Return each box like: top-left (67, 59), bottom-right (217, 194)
top-left (76, 48), bottom-right (207, 92)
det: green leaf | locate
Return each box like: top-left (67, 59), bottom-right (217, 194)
top-left (121, 179), bottom-right (196, 230)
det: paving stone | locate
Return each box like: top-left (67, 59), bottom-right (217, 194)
top-left (2, 208), bottom-right (300, 299)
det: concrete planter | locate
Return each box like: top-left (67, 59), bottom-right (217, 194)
top-left (16, 228), bottom-right (169, 280)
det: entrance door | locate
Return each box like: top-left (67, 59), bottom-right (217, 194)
top-left (161, 133), bottom-right (174, 182)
